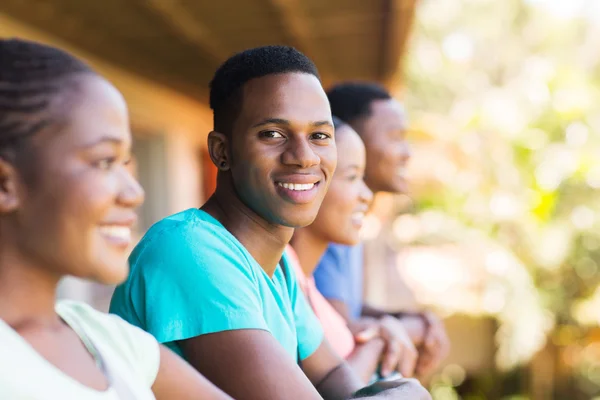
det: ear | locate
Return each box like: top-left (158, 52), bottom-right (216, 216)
top-left (207, 130), bottom-right (231, 171)
top-left (0, 157), bottom-right (21, 213)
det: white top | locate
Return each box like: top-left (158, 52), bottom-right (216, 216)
top-left (0, 300), bottom-right (160, 399)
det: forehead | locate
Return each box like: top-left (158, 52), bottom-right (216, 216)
top-left (366, 98), bottom-right (407, 131)
top-left (47, 75), bottom-right (130, 148)
top-left (336, 126), bottom-right (365, 166)
top-left (235, 73), bottom-right (331, 128)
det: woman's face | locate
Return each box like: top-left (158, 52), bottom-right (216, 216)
top-left (227, 72), bottom-right (337, 228)
top-left (6, 75), bottom-right (144, 285)
top-left (308, 125), bottom-right (373, 245)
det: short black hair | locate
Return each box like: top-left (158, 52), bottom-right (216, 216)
top-left (209, 45), bottom-right (320, 134)
top-left (327, 82), bottom-right (391, 125)
top-left (0, 38), bottom-right (94, 167)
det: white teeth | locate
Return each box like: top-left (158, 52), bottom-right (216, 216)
top-left (352, 212), bottom-right (365, 221)
top-left (277, 182), bottom-right (315, 191)
top-left (99, 226), bottom-right (131, 241)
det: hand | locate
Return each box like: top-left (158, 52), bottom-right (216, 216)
top-left (415, 312), bottom-right (450, 377)
top-left (371, 316), bottom-right (418, 378)
top-left (350, 378), bottom-right (432, 399)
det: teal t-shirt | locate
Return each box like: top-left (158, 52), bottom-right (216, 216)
top-left (109, 208), bottom-right (324, 362)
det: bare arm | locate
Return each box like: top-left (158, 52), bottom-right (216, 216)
top-left (350, 379), bottom-right (432, 400)
top-left (360, 304), bottom-right (390, 319)
top-left (179, 329), bottom-right (364, 400)
top-left (328, 299), bottom-right (353, 322)
top-left (345, 338), bottom-right (385, 384)
top-left (152, 345), bottom-right (233, 400)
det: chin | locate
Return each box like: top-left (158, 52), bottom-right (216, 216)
top-left (92, 261), bottom-right (130, 285)
top-left (336, 235), bottom-right (360, 246)
top-left (275, 206), bottom-right (320, 228)
top-left (280, 214), bottom-right (318, 228)
top-left (391, 178), bottom-right (409, 194)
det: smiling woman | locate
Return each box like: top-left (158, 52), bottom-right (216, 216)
top-left (0, 38), bottom-right (232, 400)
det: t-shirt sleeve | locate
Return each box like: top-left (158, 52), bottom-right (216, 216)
top-left (313, 244), bottom-right (353, 304)
top-left (282, 251), bottom-right (324, 361)
top-left (114, 222), bottom-right (269, 347)
top-left (57, 301), bottom-right (160, 387)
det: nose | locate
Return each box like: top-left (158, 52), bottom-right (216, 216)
top-left (281, 135), bottom-right (320, 169)
top-left (399, 140), bottom-right (412, 163)
top-left (117, 166), bottom-right (145, 208)
top-left (359, 179), bottom-right (374, 206)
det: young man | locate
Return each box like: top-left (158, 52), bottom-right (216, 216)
top-left (110, 47), bottom-right (430, 400)
top-left (314, 83), bottom-right (450, 378)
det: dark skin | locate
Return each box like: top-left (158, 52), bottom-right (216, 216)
top-left (292, 125), bottom-right (417, 382)
top-left (180, 72), bottom-right (431, 400)
top-left (325, 98), bottom-right (450, 378)
top-left (0, 74), bottom-right (232, 400)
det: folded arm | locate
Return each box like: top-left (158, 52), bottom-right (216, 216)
top-left (180, 329), bottom-right (360, 400)
top-left (152, 345), bottom-right (234, 400)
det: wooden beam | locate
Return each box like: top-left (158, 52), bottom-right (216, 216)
top-left (268, 0), bottom-right (334, 83)
top-left (379, 0), bottom-right (419, 88)
top-left (142, 0), bottom-right (230, 62)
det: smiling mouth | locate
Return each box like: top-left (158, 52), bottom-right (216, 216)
top-left (276, 182), bottom-right (317, 191)
top-left (351, 211), bottom-right (366, 226)
top-left (396, 166), bottom-right (408, 179)
top-left (274, 180), bottom-right (321, 204)
top-left (98, 225), bottom-right (132, 247)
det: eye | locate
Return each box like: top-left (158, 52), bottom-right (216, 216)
top-left (93, 157), bottom-right (118, 170)
top-left (259, 130), bottom-right (284, 139)
top-left (310, 132), bottom-right (331, 140)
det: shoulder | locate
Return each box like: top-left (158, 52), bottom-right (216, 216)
top-left (56, 300), bottom-right (160, 386)
top-left (56, 300), bottom-right (158, 353)
top-left (317, 243), bottom-right (352, 271)
top-left (132, 208), bottom-right (237, 257)
top-left (129, 208), bottom-right (254, 276)
top-left (284, 246), bottom-right (305, 280)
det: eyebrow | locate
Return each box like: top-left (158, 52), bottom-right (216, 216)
top-left (81, 136), bottom-right (125, 148)
top-left (251, 118), bottom-right (333, 129)
top-left (342, 164), bottom-right (362, 171)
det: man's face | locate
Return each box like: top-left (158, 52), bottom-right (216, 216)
top-left (228, 72), bottom-right (337, 228)
top-left (357, 98), bottom-right (411, 194)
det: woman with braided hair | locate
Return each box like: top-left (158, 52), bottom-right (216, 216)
top-left (0, 38), bottom-right (232, 400)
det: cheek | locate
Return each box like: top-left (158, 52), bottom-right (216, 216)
top-left (321, 182), bottom-right (352, 220)
top-left (232, 161), bottom-right (272, 198)
top-left (62, 171), bottom-right (115, 219)
top-left (19, 169), bottom-right (114, 273)
top-left (318, 146), bottom-right (337, 177)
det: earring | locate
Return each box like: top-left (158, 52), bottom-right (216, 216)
top-left (220, 161), bottom-right (227, 168)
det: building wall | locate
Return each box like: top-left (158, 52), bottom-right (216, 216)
top-left (0, 13), bottom-right (213, 311)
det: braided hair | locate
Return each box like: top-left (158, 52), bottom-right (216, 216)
top-left (0, 38), bottom-right (94, 166)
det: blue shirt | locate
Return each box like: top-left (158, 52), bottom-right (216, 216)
top-left (313, 243), bottom-right (364, 321)
top-left (109, 208), bottom-right (324, 362)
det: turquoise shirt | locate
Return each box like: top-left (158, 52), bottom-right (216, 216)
top-left (109, 208), bottom-right (324, 362)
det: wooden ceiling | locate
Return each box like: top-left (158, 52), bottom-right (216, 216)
top-left (0, 0), bottom-right (417, 101)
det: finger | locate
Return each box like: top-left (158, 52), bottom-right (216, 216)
top-left (416, 355), bottom-right (436, 378)
top-left (399, 346), bottom-right (418, 377)
top-left (354, 326), bottom-right (380, 343)
top-left (381, 340), bottom-right (401, 377)
top-left (425, 330), bottom-right (439, 349)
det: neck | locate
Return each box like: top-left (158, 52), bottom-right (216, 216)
top-left (0, 236), bottom-right (61, 327)
top-left (202, 183), bottom-right (293, 277)
top-left (290, 228), bottom-right (329, 278)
